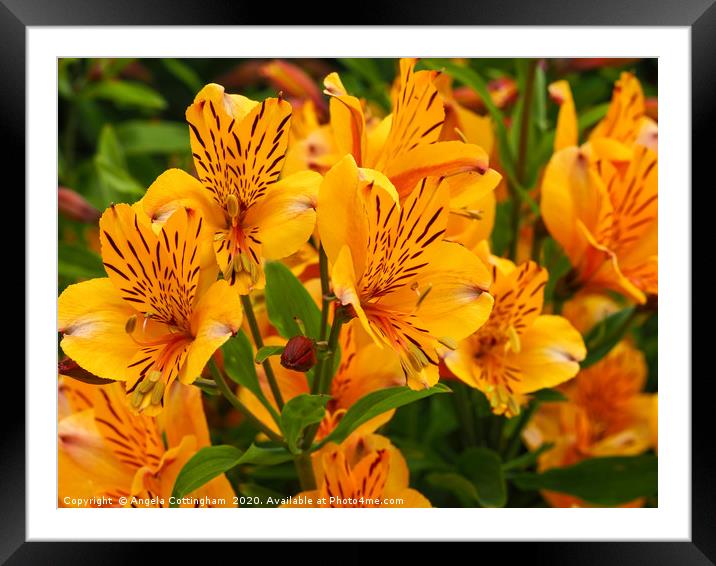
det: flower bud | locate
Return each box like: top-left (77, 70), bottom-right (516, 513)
top-left (280, 335), bottom-right (316, 373)
top-left (58, 187), bottom-right (101, 223)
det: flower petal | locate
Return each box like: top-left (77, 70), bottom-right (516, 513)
top-left (324, 72), bottom-right (366, 165)
top-left (549, 80), bottom-right (578, 151)
top-left (140, 168), bottom-right (225, 231)
top-left (58, 278), bottom-right (137, 381)
top-left (383, 241), bottom-right (494, 341)
top-left (244, 170), bottom-right (320, 260)
top-left (385, 141), bottom-right (490, 198)
top-left (317, 155), bottom-right (370, 277)
top-left (182, 280), bottom-right (243, 384)
top-left (507, 315), bottom-right (586, 393)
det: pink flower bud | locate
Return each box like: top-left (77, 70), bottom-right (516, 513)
top-left (280, 336), bottom-right (317, 372)
top-left (58, 187), bottom-right (100, 223)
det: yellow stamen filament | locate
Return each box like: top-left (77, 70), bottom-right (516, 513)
top-left (450, 208), bottom-right (484, 221)
top-left (506, 325), bottom-right (521, 353)
top-left (437, 336), bottom-right (457, 350)
top-left (415, 284), bottom-right (433, 309)
top-left (454, 127), bottom-right (469, 144)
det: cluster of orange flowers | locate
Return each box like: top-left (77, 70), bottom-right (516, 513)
top-left (58, 59), bottom-right (657, 508)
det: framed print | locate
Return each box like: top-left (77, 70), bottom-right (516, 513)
top-left (6, 0), bottom-right (706, 560)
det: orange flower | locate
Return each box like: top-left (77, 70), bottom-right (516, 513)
top-left (282, 434), bottom-right (430, 508)
top-left (445, 254), bottom-right (585, 416)
top-left (324, 58), bottom-right (497, 200)
top-left (58, 205), bottom-right (243, 414)
top-left (139, 84), bottom-right (321, 294)
top-left (523, 340), bottom-right (656, 507)
top-left (58, 379), bottom-right (235, 507)
top-left (541, 143), bottom-right (658, 303)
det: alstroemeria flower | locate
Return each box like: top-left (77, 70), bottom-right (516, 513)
top-left (543, 72), bottom-right (658, 304)
top-left (444, 256), bottom-right (585, 416)
top-left (239, 320), bottom-right (405, 440)
top-left (588, 71), bottom-right (653, 162)
top-left (58, 204), bottom-right (242, 414)
top-left (58, 379), bottom-right (235, 507)
top-left (282, 434), bottom-right (431, 508)
top-left (434, 73), bottom-right (501, 247)
top-left (324, 58), bottom-right (497, 200)
top-left (318, 155), bottom-right (494, 389)
top-left (541, 144), bottom-right (658, 303)
top-left (139, 83), bottom-right (322, 294)
top-left (523, 340), bottom-right (657, 508)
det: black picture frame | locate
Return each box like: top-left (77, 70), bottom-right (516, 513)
top-left (7, 0), bottom-right (704, 561)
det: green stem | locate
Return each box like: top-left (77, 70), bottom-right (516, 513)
top-left (240, 294), bottom-right (284, 410)
top-left (488, 415), bottom-right (505, 452)
top-left (302, 308), bottom-right (346, 450)
top-left (453, 383), bottom-right (478, 448)
top-left (505, 402), bottom-right (537, 460)
top-left (509, 59), bottom-right (538, 261)
top-left (294, 451), bottom-right (316, 491)
top-left (318, 246), bottom-right (331, 342)
top-left (317, 314), bottom-right (345, 393)
top-left (209, 359), bottom-right (284, 445)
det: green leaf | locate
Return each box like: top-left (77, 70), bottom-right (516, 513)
top-left (582, 307), bottom-right (636, 368)
top-left (115, 121), bottom-right (190, 155)
top-left (85, 80), bottom-right (167, 110)
top-left (264, 261), bottom-right (321, 340)
top-left (170, 445), bottom-right (242, 507)
top-left (502, 443), bottom-right (554, 472)
top-left (425, 472), bottom-right (480, 507)
top-left (578, 102), bottom-right (610, 136)
top-left (58, 242), bottom-right (105, 280)
top-left (94, 156), bottom-right (146, 199)
top-left (458, 447), bottom-right (507, 507)
top-left (280, 394), bottom-right (329, 453)
top-left (160, 58), bottom-right (203, 92)
top-left (236, 444), bottom-right (293, 467)
top-left (221, 331), bottom-right (275, 414)
top-left (532, 388), bottom-right (568, 403)
top-left (511, 455), bottom-right (657, 506)
top-left (255, 345), bottom-right (285, 364)
top-left (97, 124), bottom-right (126, 169)
top-left (540, 237), bottom-right (572, 305)
top-left (322, 384), bottom-right (451, 446)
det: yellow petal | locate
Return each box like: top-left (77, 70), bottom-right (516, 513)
top-left (324, 72), bottom-right (366, 164)
top-left (140, 168), bottom-right (225, 230)
top-left (507, 315), bottom-right (586, 393)
top-left (181, 280), bottom-right (243, 384)
top-left (384, 241), bottom-right (494, 341)
top-left (244, 170), bottom-right (320, 260)
top-left (59, 408), bottom-right (134, 504)
top-left (540, 147), bottom-right (608, 264)
top-left (316, 155), bottom-right (369, 277)
top-left (549, 80), bottom-right (578, 151)
top-left (590, 72), bottom-right (645, 148)
top-left (385, 141), bottom-right (489, 198)
top-left (589, 137), bottom-right (634, 162)
top-left (58, 278), bottom-right (137, 381)
top-left (331, 245), bottom-right (378, 345)
top-left (158, 382), bottom-right (212, 448)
